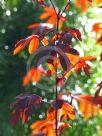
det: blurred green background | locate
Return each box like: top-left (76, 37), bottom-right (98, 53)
top-left (0, 0), bottom-right (102, 136)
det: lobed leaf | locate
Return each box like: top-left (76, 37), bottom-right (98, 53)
top-left (11, 93), bottom-right (43, 124)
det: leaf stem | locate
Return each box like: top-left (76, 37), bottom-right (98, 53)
top-left (55, 8), bottom-right (60, 136)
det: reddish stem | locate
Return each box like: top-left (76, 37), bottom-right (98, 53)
top-left (49, 1), bottom-right (58, 136)
top-left (60, 0), bottom-right (71, 17)
top-left (49, 1), bottom-right (72, 136)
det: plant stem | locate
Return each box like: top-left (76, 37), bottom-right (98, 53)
top-left (60, 0), bottom-right (71, 17)
top-left (56, 15), bottom-right (60, 35)
top-left (55, 10), bottom-right (60, 136)
top-left (49, 1), bottom-right (58, 136)
top-left (55, 58), bottom-right (58, 136)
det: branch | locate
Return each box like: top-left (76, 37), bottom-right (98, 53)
top-left (60, 0), bottom-right (71, 17)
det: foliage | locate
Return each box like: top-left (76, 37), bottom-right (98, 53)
top-left (0, 0), bottom-right (102, 136)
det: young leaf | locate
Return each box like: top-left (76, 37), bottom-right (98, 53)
top-left (75, 0), bottom-right (92, 12)
top-left (75, 56), bottom-right (96, 76)
top-left (40, 6), bottom-right (66, 29)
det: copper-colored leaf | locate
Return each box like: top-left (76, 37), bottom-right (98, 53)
top-left (61, 102), bottom-right (75, 120)
top-left (72, 94), bottom-right (102, 106)
top-left (31, 120), bottom-right (56, 136)
top-left (72, 94), bottom-right (102, 120)
top-left (40, 6), bottom-right (66, 29)
top-left (13, 35), bottom-right (39, 55)
top-left (75, 0), bottom-right (92, 12)
top-left (23, 67), bottom-right (46, 86)
top-left (13, 38), bottom-right (31, 55)
top-left (95, 0), bottom-right (102, 4)
top-left (28, 36), bottom-right (39, 54)
top-left (13, 45), bottom-right (24, 55)
top-left (79, 101), bottom-right (98, 120)
top-left (41, 37), bottom-right (49, 46)
top-left (92, 22), bottom-right (102, 45)
top-left (59, 122), bottom-right (70, 134)
top-left (31, 120), bottom-right (70, 136)
top-left (47, 101), bottom-right (75, 121)
top-left (75, 56), bottom-right (96, 76)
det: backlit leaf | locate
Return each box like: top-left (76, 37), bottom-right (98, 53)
top-left (75, 0), bottom-right (92, 12)
top-left (28, 37), bottom-right (39, 54)
top-left (75, 56), bottom-right (96, 76)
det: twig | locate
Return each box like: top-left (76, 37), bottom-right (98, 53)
top-left (60, 0), bottom-right (71, 17)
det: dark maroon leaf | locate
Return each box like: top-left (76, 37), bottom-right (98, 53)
top-left (72, 28), bottom-right (82, 41)
top-left (62, 33), bottom-right (72, 45)
top-left (59, 54), bottom-right (72, 72)
top-left (15, 39), bottom-right (25, 47)
top-left (67, 47), bottom-right (79, 55)
top-left (83, 64), bottom-right (90, 77)
top-left (39, 28), bottom-right (54, 40)
top-left (64, 28), bottom-right (82, 41)
top-left (51, 100), bottom-right (64, 109)
top-left (51, 100), bottom-right (69, 110)
top-left (32, 133), bottom-right (45, 136)
top-left (47, 51), bottom-right (56, 66)
top-left (34, 46), bottom-right (72, 72)
top-left (11, 93), bottom-right (42, 124)
top-left (95, 81), bottom-right (102, 97)
top-left (57, 77), bottom-right (66, 85)
top-left (57, 44), bottom-right (79, 55)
